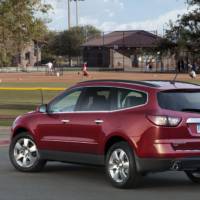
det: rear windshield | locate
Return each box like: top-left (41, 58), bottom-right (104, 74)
top-left (157, 90), bottom-right (200, 113)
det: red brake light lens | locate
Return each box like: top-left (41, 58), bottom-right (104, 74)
top-left (147, 115), bottom-right (181, 127)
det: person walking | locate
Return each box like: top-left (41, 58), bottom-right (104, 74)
top-left (47, 61), bottom-right (53, 75)
top-left (145, 62), bottom-right (149, 72)
top-left (188, 62), bottom-right (197, 79)
top-left (82, 62), bottom-right (89, 77)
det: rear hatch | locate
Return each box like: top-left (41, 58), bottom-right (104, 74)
top-left (157, 89), bottom-right (200, 151)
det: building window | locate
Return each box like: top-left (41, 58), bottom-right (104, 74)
top-left (25, 52), bottom-right (30, 61)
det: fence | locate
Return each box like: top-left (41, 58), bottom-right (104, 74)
top-left (0, 30), bottom-right (177, 73)
top-left (0, 87), bottom-right (65, 125)
top-left (81, 30), bottom-right (177, 72)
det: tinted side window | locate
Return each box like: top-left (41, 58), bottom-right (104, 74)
top-left (77, 87), bottom-right (112, 111)
top-left (49, 89), bottom-right (82, 113)
top-left (117, 89), bottom-right (147, 109)
top-left (158, 90), bottom-right (200, 112)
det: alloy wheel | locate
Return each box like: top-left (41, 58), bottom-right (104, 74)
top-left (108, 148), bottom-right (130, 183)
top-left (13, 138), bottom-right (39, 168)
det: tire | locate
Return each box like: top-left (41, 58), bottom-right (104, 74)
top-left (185, 171), bottom-right (200, 183)
top-left (106, 141), bottom-right (141, 188)
top-left (9, 132), bottom-right (46, 172)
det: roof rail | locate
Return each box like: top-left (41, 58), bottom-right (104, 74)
top-left (79, 79), bottom-right (160, 88)
top-left (144, 80), bottom-right (200, 87)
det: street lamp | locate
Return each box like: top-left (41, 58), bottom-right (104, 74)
top-left (68, 0), bottom-right (84, 29)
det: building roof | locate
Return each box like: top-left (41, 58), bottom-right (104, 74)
top-left (82, 30), bottom-right (162, 48)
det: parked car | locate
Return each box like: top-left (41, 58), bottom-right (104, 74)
top-left (9, 80), bottom-right (200, 188)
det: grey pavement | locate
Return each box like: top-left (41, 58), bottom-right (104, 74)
top-left (0, 148), bottom-right (200, 200)
top-left (0, 127), bottom-right (200, 200)
top-left (0, 127), bottom-right (10, 140)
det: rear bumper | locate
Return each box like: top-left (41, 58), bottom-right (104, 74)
top-left (135, 156), bottom-right (200, 173)
top-left (137, 139), bottom-right (200, 158)
top-left (153, 139), bottom-right (200, 157)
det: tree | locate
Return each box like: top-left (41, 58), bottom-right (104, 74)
top-left (41, 31), bottom-right (58, 63)
top-left (0, 0), bottom-right (51, 67)
top-left (164, 0), bottom-right (200, 62)
top-left (0, 0), bottom-right (14, 66)
top-left (42, 25), bottom-right (101, 66)
top-left (187, 0), bottom-right (200, 6)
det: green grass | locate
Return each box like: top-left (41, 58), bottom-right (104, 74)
top-left (0, 119), bottom-right (13, 126)
top-left (0, 90), bottom-right (61, 104)
top-left (0, 86), bottom-right (63, 119)
top-left (188, 80), bottom-right (200, 85)
top-left (0, 82), bottom-right (74, 126)
top-left (1, 79), bottom-right (200, 127)
top-left (0, 82), bottom-right (70, 88)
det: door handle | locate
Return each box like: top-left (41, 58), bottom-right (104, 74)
top-left (61, 120), bottom-right (70, 124)
top-left (94, 120), bottom-right (104, 125)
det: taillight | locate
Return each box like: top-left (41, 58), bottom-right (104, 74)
top-left (147, 115), bottom-right (181, 127)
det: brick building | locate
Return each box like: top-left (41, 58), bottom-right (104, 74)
top-left (12, 40), bottom-right (42, 67)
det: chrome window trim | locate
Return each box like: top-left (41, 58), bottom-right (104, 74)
top-left (41, 138), bottom-right (98, 145)
top-left (187, 118), bottom-right (200, 124)
top-left (175, 150), bottom-right (200, 152)
top-left (47, 85), bottom-right (149, 114)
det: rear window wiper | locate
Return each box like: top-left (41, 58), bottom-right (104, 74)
top-left (181, 108), bottom-right (200, 113)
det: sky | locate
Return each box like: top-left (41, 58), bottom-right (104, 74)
top-left (45, 0), bottom-right (189, 34)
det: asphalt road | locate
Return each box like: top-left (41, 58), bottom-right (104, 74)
top-left (0, 128), bottom-right (200, 200)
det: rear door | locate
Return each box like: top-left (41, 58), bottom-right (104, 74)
top-left (71, 86), bottom-right (114, 154)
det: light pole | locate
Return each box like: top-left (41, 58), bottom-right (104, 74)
top-left (67, 0), bottom-right (85, 29)
top-left (68, 0), bottom-right (85, 29)
top-left (73, 0), bottom-right (84, 27)
top-left (75, 0), bottom-right (79, 26)
top-left (68, 0), bottom-right (71, 29)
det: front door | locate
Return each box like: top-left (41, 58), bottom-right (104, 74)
top-left (38, 88), bottom-right (83, 152)
top-left (38, 86), bottom-right (114, 155)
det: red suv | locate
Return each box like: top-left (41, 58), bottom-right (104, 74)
top-left (9, 80), bottom-right (200, 188)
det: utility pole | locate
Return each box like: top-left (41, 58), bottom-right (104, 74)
top-left (68, 0), bottom-right (71, 29)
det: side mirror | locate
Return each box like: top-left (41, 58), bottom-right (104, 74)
top-left (37, 104), bottom-right (48, 113)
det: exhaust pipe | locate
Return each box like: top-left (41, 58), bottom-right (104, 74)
top-left (171, 161), bottom-right (180, 171)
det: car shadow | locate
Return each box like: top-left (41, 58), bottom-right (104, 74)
top-left (41, 162), bottom-right (108, 184)
top-left (42, 163), bottom-right (200, 190)
top-left (6, 160), bottom-right (200, 191)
